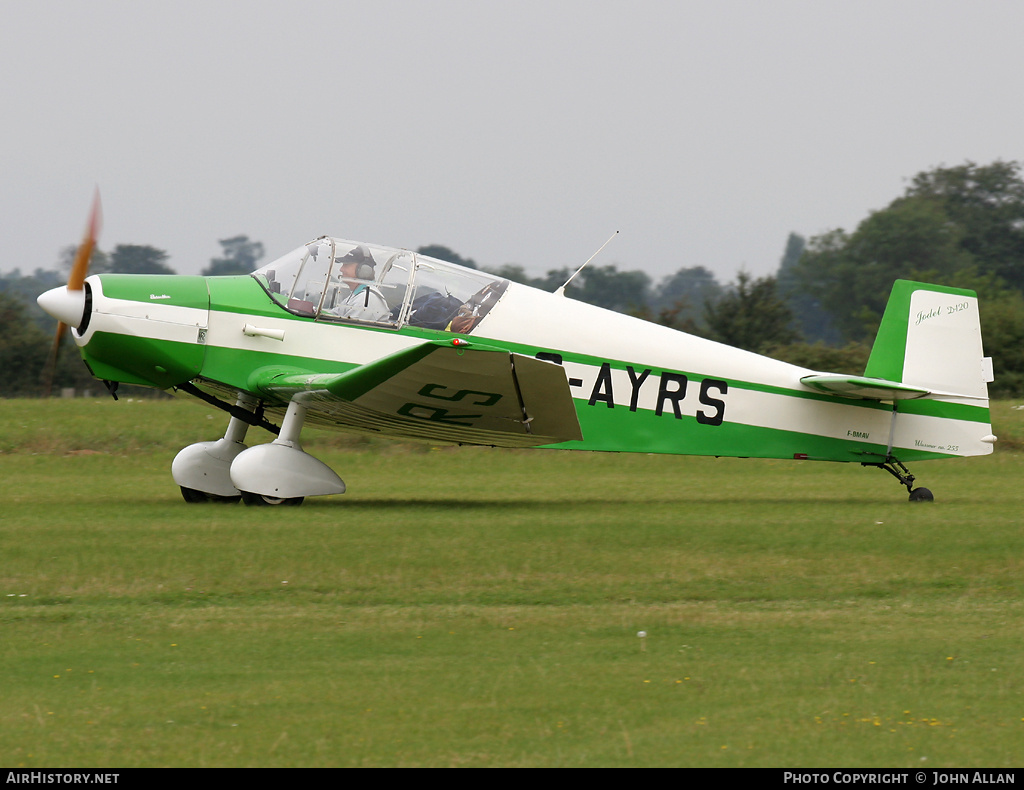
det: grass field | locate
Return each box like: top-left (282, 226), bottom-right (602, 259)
top-left (2, 398), bottom-right (1024, 767)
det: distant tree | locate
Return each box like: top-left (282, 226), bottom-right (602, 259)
top-left (107, 245), bottom-right (175, 275)
top-left (0, 268), bottom-right (67, 332)
top-left (648, 265), bottom-right (722, 331)
top-left (58, 244), bottom-right (109, 275)
top-left (786, 160), bottom-right (1024, 394)
top-left (485, 263), bottom-right (542, 287)
top-left (654, 265), bottom-right (721, 308)
top-left (571, 264), bottom-right (651, 313)
top-left (796, 196), bottom-right (975, 342)
top-left (793, 160), bottom-right (1024, 343)
top-left (903, 160), bottom-right (1024, 291)
top-left (203, 235), bottom-right (265, 276)
top-left (0, 292), bottom-right (50, 396)
top-left (58, 243), bottom-right (170, 276)
top-left (633, 298), bottom-right (706, 335)
top-left (531, 267), bottom-right (573, 294)
top-left (486, 261), bottom-right (652, 313)
top-left (703, 272), bottom-right (798, 354)
top-left (417, 244), bottom-right (478, 270)
top-left (775, 231), bottom-right (837, 345)
top-left (535, 264), bottom-right (649, 313)
top-left (978, 288), bottom-right (1024, 397)
top-left (771, 341), bottom-right (872, 375)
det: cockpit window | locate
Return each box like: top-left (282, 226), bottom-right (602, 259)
top-left (403, 254), bottom-right (508, 333)
top-left (253, 237), bottom-right (508, 334)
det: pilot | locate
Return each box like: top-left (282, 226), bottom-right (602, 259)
top-left (330, 245), bottom-right (390, 322)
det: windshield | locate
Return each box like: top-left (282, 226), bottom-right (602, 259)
top-left (253, 237), bottom-right (508, 333)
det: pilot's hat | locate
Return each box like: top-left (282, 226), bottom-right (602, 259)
top-left (337, 244), bottom-right (375, 266)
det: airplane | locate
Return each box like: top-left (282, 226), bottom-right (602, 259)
top-left (37, 196), bottom-right (997, 505)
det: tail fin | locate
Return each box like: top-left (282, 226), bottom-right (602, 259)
top-left (865, 280), bottom-right (993, 400)
top-left (800, 280), bottom-right (996, 458)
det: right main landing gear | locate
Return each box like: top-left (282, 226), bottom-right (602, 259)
top-left (229, 396), bottom-right (345, 505)
top-left (863, 456), bottom-right (934, 502)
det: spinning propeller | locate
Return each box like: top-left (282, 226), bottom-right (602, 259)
top-left (39, 191), bottom-right (102, 396)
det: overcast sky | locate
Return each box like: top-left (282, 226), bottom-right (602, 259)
top-left (3, 0), bottom-right (1023, 285)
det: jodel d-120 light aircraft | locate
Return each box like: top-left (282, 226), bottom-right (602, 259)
top-left (38, 197), bottom-right (996, 505)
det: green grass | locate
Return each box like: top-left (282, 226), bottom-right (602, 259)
top-left (2, 398), bottom-right (1024, 767)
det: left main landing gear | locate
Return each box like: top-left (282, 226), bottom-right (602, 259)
top-left (172, 393), bottom-right (259, 503)
top-left (863, 456), bottom-right (934, 502)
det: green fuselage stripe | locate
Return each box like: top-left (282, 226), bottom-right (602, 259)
top-left (546, 407), bottom-right (951, 463)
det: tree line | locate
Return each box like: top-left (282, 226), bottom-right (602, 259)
top-left (4, 160), bottom-right (1024, 397)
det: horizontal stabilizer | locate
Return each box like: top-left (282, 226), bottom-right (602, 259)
top-left (800, 374), bottom-right (986, 401)
top-left (801, 374), bottom-right (931, 400)
top-left (800, 374), bottom-right (928, 400)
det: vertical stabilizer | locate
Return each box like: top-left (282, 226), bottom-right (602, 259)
top-left (865, 280), bottom-right (993, 399)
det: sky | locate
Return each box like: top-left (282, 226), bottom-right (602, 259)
top-left (3, 0), bottom-right (1023, 285)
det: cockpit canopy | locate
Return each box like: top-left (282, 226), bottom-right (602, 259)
top-left (252, 237), bottom-right (508, 334)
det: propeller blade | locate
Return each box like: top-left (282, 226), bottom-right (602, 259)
top-left (42, 191), bottom-right (102, 396)
top-left (68, 190), bottom-right (102, 291)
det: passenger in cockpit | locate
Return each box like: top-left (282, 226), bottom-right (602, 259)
top-left (330, 245), bottom-right (391, 322)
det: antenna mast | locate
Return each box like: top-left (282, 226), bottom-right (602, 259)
top-left (555, 230), bottom-right (619, 297)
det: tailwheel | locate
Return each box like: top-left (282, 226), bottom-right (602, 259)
top-left (908, 487), bottom-right (934, 502)
top-left (240, 490), bottom-right (304, 507)
top-left (180, 486), bottom-right (242, 504)
top-left (863, 456), bottom-right (935, 502)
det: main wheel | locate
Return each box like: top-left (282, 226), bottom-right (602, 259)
top-left (240, 490), bottom-right (304, 507)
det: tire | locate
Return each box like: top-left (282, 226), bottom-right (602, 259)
top-left (180, 486), bottom-right (207, 503)
top-left (180, 486), bottom-right (241, 504)
top-left (240, 490), bottom-right (304, 507)
top-left (908, 487), bottom-right (934, 502)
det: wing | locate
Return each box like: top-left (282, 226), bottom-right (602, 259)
top-left (248, 339), bottom-right (583, 447)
